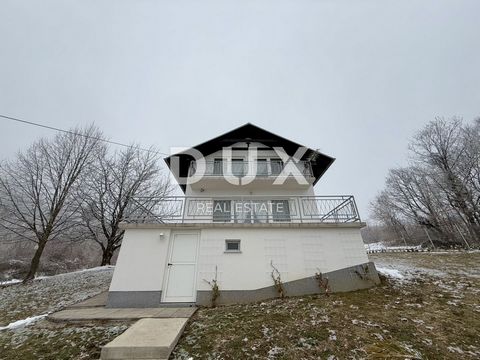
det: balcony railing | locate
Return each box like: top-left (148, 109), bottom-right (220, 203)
top-left (124, 195), bottom-right (361, 224)
top-left (188, 160), bottom-right (314, 178)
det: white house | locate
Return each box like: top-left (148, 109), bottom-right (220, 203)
top-left (107, 123), bottom-right (379, 307)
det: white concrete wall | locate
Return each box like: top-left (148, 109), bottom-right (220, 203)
top-left (110, 143), bottom-right (366, 295)
top-left (196, 227), bottom-right (368, 291)
top-left (109, 228), bottom-right (171, 292)
top-left (110, 226), bottom-right (368, 293)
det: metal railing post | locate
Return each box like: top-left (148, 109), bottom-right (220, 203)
top-left (298, 197), bottom-right (303, 223)
top-left (351, 196), bottom-right (361, 222)
top-left (181, 196), bottom-right (186, 223)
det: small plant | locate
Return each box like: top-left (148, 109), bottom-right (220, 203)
top-left (314, 269), bottom-right (330, 296)
top-left (203, 265), bottom-right (220, 307)
top-left (354, 264), bottom-right (371, 281)
top-left (270, 260), bottom-right (285, 298)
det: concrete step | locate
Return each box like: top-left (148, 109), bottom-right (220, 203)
top-left (100, 318), bottom-right (188, 360)
top-left (49, 307), bottom-right (196, 322)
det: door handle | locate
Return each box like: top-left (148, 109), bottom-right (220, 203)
top-left (167, 263), bottom-right (173, 266)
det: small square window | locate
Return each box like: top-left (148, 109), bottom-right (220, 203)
top-left (225, 239), bottom-right (241, 253)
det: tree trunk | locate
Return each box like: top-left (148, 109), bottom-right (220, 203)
top-left (23, 240), bottom-right (47, 283)
top-left (465, 219), bottom-right (480, 244)
top-left (100, 244), bottom-right (115, 266)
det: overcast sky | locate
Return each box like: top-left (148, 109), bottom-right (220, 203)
top-left (1, 0), bottom-right (479, 219)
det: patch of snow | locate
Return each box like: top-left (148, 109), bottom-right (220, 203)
top-left (267, 346), bottom-right (283, 358)
top-left (0, 314), bottom-right (48, 331)
top-left (447, 346), bottom-right (464, 354)
top-left (376, 267), bottom-right (404, 279)
top-left (35, 265), bottom-right (115, 280)
top-left (350, 319), bottom-right (381, 328)
top-left (423, 339), bottom-right (433, 346)
top-left (401, 343), bottom-right (422, 358)
top-left (0, 279), bottom-right (21, 286)
top-left (0, 265), bottom-right (113, 328)
top-left (372, 253), bottom-right (478, 280)
top-left (261, 325), bottom-right (272, 339)
top-left (365, 242), bottom-right (422, 251)
top-left (406, 303), bottom-right (423, 308)
top-left (297, 337), bottom-right (313, 349)
top-left (365, 242), bottom-right (387, 251)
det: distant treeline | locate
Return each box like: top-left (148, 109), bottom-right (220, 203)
top-left (369, 117), bottom-right (480, 249)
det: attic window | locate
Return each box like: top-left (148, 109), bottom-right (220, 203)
top-left (213, 158), bottom-right (223, 175)
top-left (270, 159), bottom-right (284, 175)
top-left (225, 239), bottom-right (241, 253)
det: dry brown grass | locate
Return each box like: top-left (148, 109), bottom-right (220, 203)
top-left (172, 252), bottom-right (480, 359)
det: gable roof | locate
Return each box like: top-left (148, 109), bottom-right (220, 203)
top-left (164, 123), bottom-right (335, 192)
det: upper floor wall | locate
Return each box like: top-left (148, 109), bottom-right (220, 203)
top-left (164, 123), bottom-right (335, 197)
top-left (185, 141), bottom-right (317, 196)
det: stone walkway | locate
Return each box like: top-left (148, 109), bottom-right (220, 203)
top-left (49, 290), bottom-right (196, 322)
top-left (50, 306), bottom-right (196, 322)
top-left (48, 291), bottom-right (197, 359)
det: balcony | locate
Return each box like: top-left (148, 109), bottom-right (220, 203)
top-left (189, 160), bottom-right (313, 177)
top-left (124, 195), bottom-right (361, 224)
top-left (187, 160), bottom-right (315, 190)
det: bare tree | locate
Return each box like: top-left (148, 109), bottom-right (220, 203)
top-left (80, 146), bottom-right (174, 266)
top-left (370, 190), bottom-right (411, 245)
top-left (460, 118), bottom-right (480, 237)
top-left (387, 167), bottom-right (457, 245)
top-left (0, 126), bottom-right (103, 281)
top-left (370, 117), bottom-right (480, 248)
top-left (410, 117), bottom-right (480, 241)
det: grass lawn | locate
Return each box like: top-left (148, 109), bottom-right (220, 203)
top-left (1, 252), bottom-right (479, 359)
top-left (171, 252), bottom-right (480, 359)
top-left (0, 266), bottom-right (128, 360)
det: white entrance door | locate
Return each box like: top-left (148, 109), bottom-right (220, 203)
top-left (163, 232), bottom-right (199, 303)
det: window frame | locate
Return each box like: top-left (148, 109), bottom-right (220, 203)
top-left (213, 158), bottom-right (223, 175)
top-left (270, 158), bottom-right (284, 175)
top-left (271, 199), bottom-right (291, 222)
top-left (256, 158), bottom-right (268, 176)
top-left (231, 158), bottom-right (245, 177)
top-left (225, 239), bottom-right (241, 253)
top-left (213, 200), bottom-right (232, 222)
